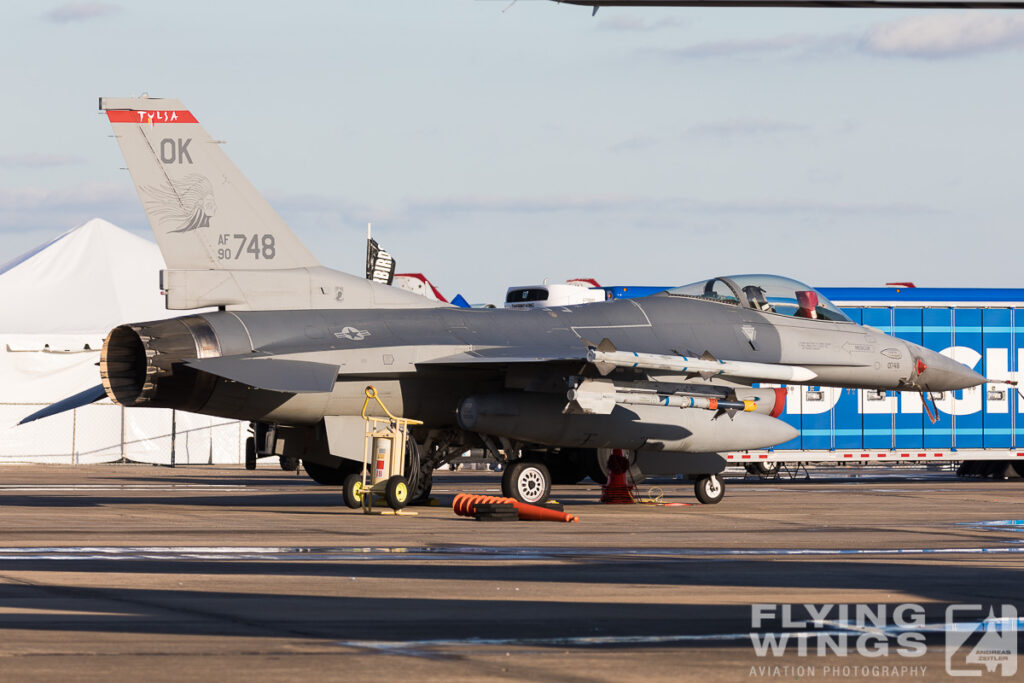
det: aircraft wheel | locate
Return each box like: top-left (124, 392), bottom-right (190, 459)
top-left (410, 470), bottom-right (433, 506)
top-left (694, 474), bottom-right (725, 505)
top-left (502, 460), bottom-right (551, 505)
top-left (585, 450), bottom-right (607, 485)
top-left (500, 465), bottom-right (516, 497)
top-left (279, 455), bottom-right (299, 471)
top-left (244, 437), bottom-right (257, 470)
top-left (543, 450), bottom-right (588, 485)
top-left (594, 448), bottom-right (646, 485)
top-left (385, 475), bottom-right (409, 510)
top-left (342, 474), bottom-right (364, 509)
top-left (304, 460), bottom-right (359, 486)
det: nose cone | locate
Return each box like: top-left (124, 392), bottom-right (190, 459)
top-left (769, 418), bottom-right (801, 448)
top-left (915, 347), bottom-right (986, 391)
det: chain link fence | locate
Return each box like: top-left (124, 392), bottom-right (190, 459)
top-left (1, 401), bottom-right (244, 465)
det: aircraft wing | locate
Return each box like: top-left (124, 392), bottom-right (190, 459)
top-left (185, 357), bottom-right (339, 393)
top-left (555, 1), bottom-right (1024, 8)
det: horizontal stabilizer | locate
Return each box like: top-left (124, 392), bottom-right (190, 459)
top-left (185, 356), bottom-right (339, 393)
top-left (19, 384), bottom-right (107, 425)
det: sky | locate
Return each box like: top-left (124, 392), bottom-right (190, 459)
top-left (1, 1), bottom-right (1023, 303)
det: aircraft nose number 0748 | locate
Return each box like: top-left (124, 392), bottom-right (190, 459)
top-left (216, 233), bottom-right (276, 260)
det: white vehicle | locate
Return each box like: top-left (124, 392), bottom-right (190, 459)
top-left (505, 279), bottom-right (606, 310)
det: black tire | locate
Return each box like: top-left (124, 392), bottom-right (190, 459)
top-left (754, 462), bottom-right (778, 476)
top-left (279, 456), bottom-right (299, 471)
top-left (501, 460), bottom-right (552, 505)
top-left (694, 474), bottom-right (725, 505)
top-left (591, 449), bottom-right (646, 485)
top-left (244, 437), bottom-right (257, 470)
top-left (342, 473), bottom-right (363, 509)
top-left (385, 475), bottom-right (409, 510)
top-left (410, 470), bottom-right (433, 506)
top-left (543, 451), bottom-right (587, 485)
top-left (500, 464), bottom-right (516, 496)
top-left (584, 449), bottom-right (608, 485)
top-left (303, 459), bottom-right (360, 486)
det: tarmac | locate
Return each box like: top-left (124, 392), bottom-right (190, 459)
top-left (0, 464), bottom-right (1022, 681)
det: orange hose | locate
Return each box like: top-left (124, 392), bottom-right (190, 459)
top-left (451, 493), bottom-right (578, 522)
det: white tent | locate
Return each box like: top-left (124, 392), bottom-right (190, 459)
top-left (0, 218), bottom-right (244, 464)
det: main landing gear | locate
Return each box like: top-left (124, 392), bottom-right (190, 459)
top-left (501, 459), bottom-right (552, 505)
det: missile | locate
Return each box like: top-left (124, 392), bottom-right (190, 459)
top-left (586, 338), bottom-right (817, 383)
top-left (566, 382), bottom-right (757, 414)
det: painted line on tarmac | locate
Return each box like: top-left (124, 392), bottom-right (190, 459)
top-left (336, 616), bottom-right (1024, 655)
top-left (1, 544), bottom-right (1023, 562)
top-left (960, 519), bottom-right (1024, 533)
top-left (0, 484), bottom-right (249, 491)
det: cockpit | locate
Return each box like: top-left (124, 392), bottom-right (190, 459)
top-left (667, 274), bottom-right (852, 323)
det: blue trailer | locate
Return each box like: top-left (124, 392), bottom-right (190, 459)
top-left (602, 284), bottom-right (1024, 476)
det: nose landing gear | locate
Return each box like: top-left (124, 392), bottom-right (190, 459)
top-left (693, 474), bottom-right (725, 505)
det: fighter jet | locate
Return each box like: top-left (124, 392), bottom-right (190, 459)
top-left (23, 97), bottom-right (984, 507)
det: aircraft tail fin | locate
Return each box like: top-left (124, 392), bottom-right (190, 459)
top-left (99, 96), bottom-right (319, 271)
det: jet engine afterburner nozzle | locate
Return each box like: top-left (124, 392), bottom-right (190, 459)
top-left (100, 316), bottom-right (221, 410)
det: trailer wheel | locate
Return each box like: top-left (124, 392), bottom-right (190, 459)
top-left (746, 462), bottom-right (777, 477)
top-left (502, 460), bottom-right (551, 505)
top-left (694, 474), bottom-right (725, 505)
top-left (385, 475), bottom-right (409, 510)
top-left (342, 474), bottom-right (363, 509)
top-left (245, 437), bottom-right (257, 470)
top-left (279, 456), bottom-right (299, 471)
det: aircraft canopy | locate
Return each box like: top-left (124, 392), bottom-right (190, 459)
top-left (667, 274), bottom-right (852, 322)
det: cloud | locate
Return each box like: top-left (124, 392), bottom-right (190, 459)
top-left (267, 191), bottom-right (375, 232)
top-left (598, 15), bottom-right (687, 32)
top-left (649, 34), bottom-right (820, 60)
top-left (397, 193), bottom-right (932, 219)
top-left (406, 194), bottom-right (646, 215)
top-left (0, 154), bottom-right (85, 168)
top-left (608, 136), bottom-right (659, 153)
top-left (0, 182), bottom-right (143, 233)
top-left (43, 2), bottom-right (121, 24)
top-left (687, 120), bottom-right (810, 139)
top-left (863, 14), bottom-right (1024, 58)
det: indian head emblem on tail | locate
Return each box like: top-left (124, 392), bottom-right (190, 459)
top-left (143, 174), bottom-right (217, 233)
top-left (20, 96), bottom-right (988, 507)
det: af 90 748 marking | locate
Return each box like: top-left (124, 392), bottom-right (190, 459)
top-left (216, 233), bottom-right (276, 260)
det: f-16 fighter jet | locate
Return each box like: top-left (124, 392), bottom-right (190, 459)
top-left (24, 97), bottom-right (984, 507)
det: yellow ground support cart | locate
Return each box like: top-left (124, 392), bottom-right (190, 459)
top-left (342, 386), bottom-right (423, 512)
